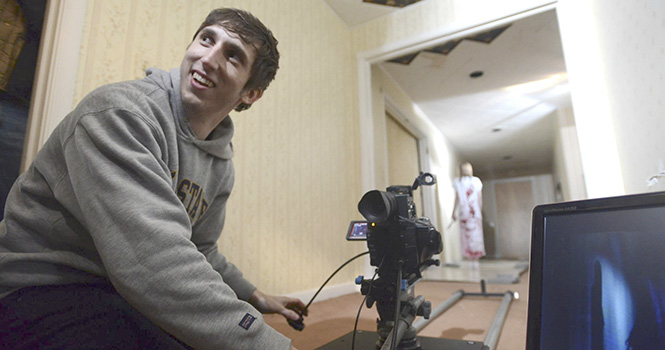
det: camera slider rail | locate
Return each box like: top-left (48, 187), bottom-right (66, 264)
top-left (316, 280), bottom-right (516, 350)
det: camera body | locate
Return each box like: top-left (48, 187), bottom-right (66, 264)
top-left (362, 185), bottom-right (442, 286)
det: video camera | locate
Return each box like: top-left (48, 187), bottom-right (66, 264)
top-left (347, 172), bottom-right (442, 349)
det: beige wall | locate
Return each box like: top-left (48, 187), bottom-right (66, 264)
top-left (72, 0), bottom-right (363, 295)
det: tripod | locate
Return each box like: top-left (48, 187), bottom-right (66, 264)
top-left (317, 279), bottom-right (516, 350)
top-left (375, 294), bottom-right (428, 350)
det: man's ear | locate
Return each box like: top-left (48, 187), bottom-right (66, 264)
top-left (241, 88), bottom-right (263, 105)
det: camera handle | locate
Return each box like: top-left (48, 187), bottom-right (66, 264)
top-left (411, 172), bottom-right (436, 191)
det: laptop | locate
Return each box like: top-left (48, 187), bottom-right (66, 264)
top-left (527, 191), bottom-right (665, 349)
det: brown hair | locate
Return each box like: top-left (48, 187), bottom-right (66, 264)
top-left (193, 8), bottom-right (279, 111)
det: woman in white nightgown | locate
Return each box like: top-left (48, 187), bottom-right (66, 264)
top-left (452, 162), bottom-right (486, 262)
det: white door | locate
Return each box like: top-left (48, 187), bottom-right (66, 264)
top-left (494, 179), bottom-right (534, 259)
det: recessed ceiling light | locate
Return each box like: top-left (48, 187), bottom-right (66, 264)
top-left (470, 70), bottom-right (484, 78)
top-left (362, 0), bottom-right (421, 8)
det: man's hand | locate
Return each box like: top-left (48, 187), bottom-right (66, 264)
top-left (249, 289), bottom-right (308, 322)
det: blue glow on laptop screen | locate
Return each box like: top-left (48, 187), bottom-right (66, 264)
top-left (541, 207), bottom-right (665, 350)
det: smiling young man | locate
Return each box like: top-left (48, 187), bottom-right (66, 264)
top-left (0, 8), bottom-right (304, 350)
top-left (180, 18), bottom-right (263, 139)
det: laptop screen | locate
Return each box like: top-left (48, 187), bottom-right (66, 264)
top-left (527, 192), bottom-right (665, 350)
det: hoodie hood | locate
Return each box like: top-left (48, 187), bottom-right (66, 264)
top-left (145, 68), bottom-right (234, 160)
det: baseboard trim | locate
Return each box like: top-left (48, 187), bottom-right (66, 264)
top-left (286, 282), bottom-right (360, 304)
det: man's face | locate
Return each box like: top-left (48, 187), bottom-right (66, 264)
top-left (180, 24), bottom-right (260, 118)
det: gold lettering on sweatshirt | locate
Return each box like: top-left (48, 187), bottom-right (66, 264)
top-left (176, 179), bottom-right (208, 221)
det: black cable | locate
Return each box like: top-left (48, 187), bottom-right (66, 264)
top-left (288, 251), bottom-right (370, 331)
top-left (304, 251), bottom-right (370, 311)
top-left (351, 269), bottom-right (378, 350)
top-left (352, 294), bottom-right (368, 350)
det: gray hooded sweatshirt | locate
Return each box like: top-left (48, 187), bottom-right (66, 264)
top-left (0, 68), bottom-right (290, 349)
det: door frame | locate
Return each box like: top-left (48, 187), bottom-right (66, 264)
top-left (384, 98), bottom-right (438, 228)
top-left (357, 2), bottom-right (557, 195)
top-left (21, 0), bottom-right (87, 171)
top-left (356, 2), bottom-right (557, 266)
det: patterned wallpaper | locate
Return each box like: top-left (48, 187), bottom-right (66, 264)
top-left (74, 0), bottom-right (363, 295)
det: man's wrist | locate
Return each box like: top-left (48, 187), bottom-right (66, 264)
top-left (249, 289), bottom-right (265, 309)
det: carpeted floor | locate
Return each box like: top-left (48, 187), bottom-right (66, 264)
top-left (265, 260), bottom-right (530, 350)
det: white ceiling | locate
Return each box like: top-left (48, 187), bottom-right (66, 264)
top-left (324, 0), bottom-right (571, 178)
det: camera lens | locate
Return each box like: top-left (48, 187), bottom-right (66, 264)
top-left (358, 190), bottom-right (396, 223)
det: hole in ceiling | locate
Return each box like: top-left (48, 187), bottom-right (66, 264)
top-left (386, 24), bottom-right (511, 65)
top-left (387, 52), bottom-right (420, 65)
top-left (470, 71), bottom-right (484, 78)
